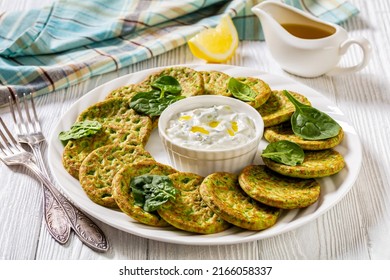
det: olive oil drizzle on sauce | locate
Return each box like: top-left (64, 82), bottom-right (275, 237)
top-left (281, 23), bottom-right (335, 39)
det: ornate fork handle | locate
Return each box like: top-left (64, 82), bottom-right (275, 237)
top-left (22, 156), bottom-right (109, 252)
top-left (29, 143), bottom-right (71, 244)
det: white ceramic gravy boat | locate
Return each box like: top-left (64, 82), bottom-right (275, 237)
top-left (252, 0), bottom-right (372, 77)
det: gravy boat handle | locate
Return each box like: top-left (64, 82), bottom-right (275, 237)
top-left (327, 37), bottom-right (372, 76)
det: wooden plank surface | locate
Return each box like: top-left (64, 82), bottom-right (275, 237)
top-left (0, 0), bottom-right (389, 260)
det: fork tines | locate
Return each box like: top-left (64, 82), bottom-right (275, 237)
top-left (0, 117), bottom-right (24, 157)
top-left (9, 93), bottom-right (42, 136)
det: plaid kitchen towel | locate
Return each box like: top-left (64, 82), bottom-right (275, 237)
top-left (0, 0), bottom-right (359, 106)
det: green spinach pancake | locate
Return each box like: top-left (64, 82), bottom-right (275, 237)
top-left (62, 98), bottom-right (152, 179)
top-left (137, 66), bottom-right (204, 97)
top-left (79, 143), bottom-right (153, 208)
top-left (112, 160), bottom-right (177, 227)
top-left (262, 149), bottom-right (345, 178)
top-left (239, 165), bottom-right (320, 209)
top-left (264, 121), bottom-right (344, 150)
top-left (105, 83), bottom-right (151, 100)
top-left (199, 172), bottom-right (281, 230)
top-left (234, 77), bottom-right (272, 108)
top-left (257, 90), bottom-right (311, 127)
top-left (199, 70), bottom-right (232, 96)
top-left (157, 172), bottom-right (230, 234)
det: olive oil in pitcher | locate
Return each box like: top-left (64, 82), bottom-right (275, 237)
top-left (281, 23), bottom-right (335, 39)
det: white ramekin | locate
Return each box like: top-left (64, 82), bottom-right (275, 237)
top-left (158, 95), bottom-right (264, 177)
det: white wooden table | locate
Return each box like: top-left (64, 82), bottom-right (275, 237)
top-left (1, 0), bottom-right (389, 260)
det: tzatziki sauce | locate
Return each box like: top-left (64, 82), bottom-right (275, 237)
top-left (165, 105), bottom-right (256, 150)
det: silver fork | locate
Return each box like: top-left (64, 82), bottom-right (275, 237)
top-left (0, 116), bottom-right (109, 252)
top-left (9, 93), bottom-right (71, 245)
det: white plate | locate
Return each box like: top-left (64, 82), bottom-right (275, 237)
top-left (48, 64), bottom-right (362, 245)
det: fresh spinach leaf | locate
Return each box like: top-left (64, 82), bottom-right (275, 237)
top-left (227, 77), bottom-right (257, 102)
top-left (284, 90), bottom-right (341, 140)
top-left (130, 90), bottom-right (185, 117)
top-left (130, 76), bottom-right (184, 116)
top-left (130, 174), bottom-right (178, 212)
top-left (261, 140), bottom-right (304, 166)
top-left (58, 120), bottom-right (102, 143)
top-left (151, 76), bottom-right (182, 98)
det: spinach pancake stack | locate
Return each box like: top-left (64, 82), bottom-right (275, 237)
top-left (261, 90), bottom-right (345, 179)
top-left (57, 66), bottom-right (349, 236)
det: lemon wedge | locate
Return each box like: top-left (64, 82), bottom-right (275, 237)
top-left (188, 15), bottom-right (239, 63)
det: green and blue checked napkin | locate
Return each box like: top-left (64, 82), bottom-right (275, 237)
top-left (0, 0), bottom-right (359, 106)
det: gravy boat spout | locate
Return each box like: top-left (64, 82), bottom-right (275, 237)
top-left (251, 0), bottom-right (371, 77)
